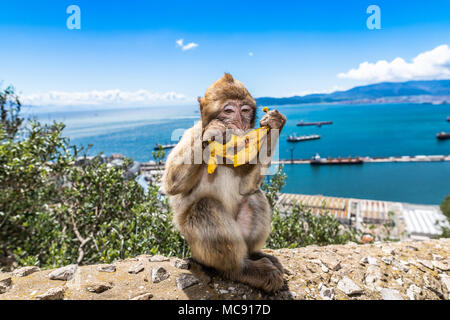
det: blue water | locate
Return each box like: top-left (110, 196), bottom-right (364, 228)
top-left (26, 103), bottom-right (450, 204)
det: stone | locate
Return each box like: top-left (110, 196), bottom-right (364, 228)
top-left (35, 287), bottom-right (65, 300)
top-left (86, 283), bottom-right (112, 293)
top-left (172, 258), bottom-right (190, 270)
top-left (380, 288), bottom-right (403, 300)
top-left (337, 277), bottom-right (363, 296)
top-left (151, 266), bottom-right (170, 283)
top-left (48, 264), bottom-right (77, 281)
top-left (98, 264), bottom-right (116, 273)
top-left (381, 246), bottom-right (396, 256)
top-left (12, 266), bottom-right (40, 277)
top-left (406, 284), bottom-right (421, 300)
top-left (176, 273), bottom-right (200, 290)
top-left (367, 256), bottom-right (378, 266)
top-left (130, 293), bottom-right (153, 300)
top-left (432, 254), bottom-right (444, 261)
top-left (128, 262), bottom-right (145, 274)
top-left (439, 274), bottom-right (450, 299)
top-left (149, 255), bottom-right (170, 262)
top-left (417, 260), bottom-right (434, 271)
top-left (381, 257), bottom-right (392, 265)
top-left (219, 289), bottom-right (229, 294)
top-left (364, 265), bottom-right (381, 288)
top-left (423, 274), bottom-right (443, 298)
top-left (0, 277), bottom-right (12, 294)
top-left (320, 256), bottom-right (341, 271)
top-left (318, 283), bottom-right (334, 300)
top-left (432, 260), bottom-right (450, 271)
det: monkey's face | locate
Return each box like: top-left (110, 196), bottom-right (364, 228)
top-left (199, 73), bottom-right (257, 134)
top-left (216, 100), bottom-right (255, 135)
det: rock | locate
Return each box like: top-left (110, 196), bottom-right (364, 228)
top-left (432, 254), bottom-right (444, 261)
top-left (86, 283), bottom-right (112, 293)
top-left (432, 260), bottom-right (450, 271)
top-left (12, 266), bottom-right (40, 277)
top-left (337, 277), bottom-right (363, 296)
top-left (98, 264), bottom-right (116, 273)
top-left (49, 264), bottom-right (77, 281)
top-left (364, 265), bottom-right (381, 288)
top-left (128, 262), bottom-right (145, 274)
top-left (130, 293), bottom-right (153, 300)
top-left (151, 267), bottom-right (170, 283)
top-left (219, 289), bottom-right (229, 294)
top-left (380, 288), bottom-right (403, 300)
top-left (423, 274), bottom-right (443, 298)
top-left (176, 273), bottom-right (200, 290)
top-left (0, 277), bottom-right (12, 294)
top-left (381, 257), bottom-right (392, 265)
top-left (320, 256), bottom-right (341, 271)
top-left (318, 283), bottom-right (334, 300)
top-left (417, 260), bottom-right (434, 271)
top-left (381, 246), bottom-right (396, 256)
top-left (35, 287), bottom-right (65, 300)
top-left (366, 256), bottom-right (378, 266)
top-left (439, 274), bottom-right (450, 299)
top-left (406, 284), bottom-right (421, 300)
top-left (172, 258), bottom-right (190, 270)
top-left (149, 255), bottom-right (170, 262)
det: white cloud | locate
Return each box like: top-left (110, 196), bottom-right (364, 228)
top-left (21, 89), bottom-right (194, 107)
top-left (290, 85), bottom-right (348, 97)
top-left (175, 38), bottom-right (199, 51)
top-left (248, 52), bottom-right (254, 57)
top-left (338, 44), bottom-right (450, 83)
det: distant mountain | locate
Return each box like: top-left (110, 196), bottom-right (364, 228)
top-left (256, 80), bottom-right (450, 105)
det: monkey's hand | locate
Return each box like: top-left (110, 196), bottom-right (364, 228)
top-left (259, 109), bottom-right (286, 131)
top-left (202, 119), bottom-right (228, 146)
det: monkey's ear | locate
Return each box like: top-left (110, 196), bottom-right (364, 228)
top-left (198, 96), bottom-right (204, 110)
top-left (223, 73), bottom-right (234, 83)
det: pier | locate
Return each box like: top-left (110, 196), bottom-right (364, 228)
top-left (273, 154), bottom-right (450, 165)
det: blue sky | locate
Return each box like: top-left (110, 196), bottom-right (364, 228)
top-left (0, 0), bottom-right (449, 107)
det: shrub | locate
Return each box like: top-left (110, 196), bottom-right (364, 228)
top-left (441, 195), bottom-right (450, 220)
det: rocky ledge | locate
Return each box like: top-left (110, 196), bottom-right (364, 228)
top-left (1, 239), bottom-right (449, 300)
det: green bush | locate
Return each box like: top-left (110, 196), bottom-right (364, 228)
top-left (441, 195), bottom-right (450, 220)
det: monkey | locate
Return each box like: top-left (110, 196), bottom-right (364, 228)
top-left (162, 73), bottom-right (287, 293)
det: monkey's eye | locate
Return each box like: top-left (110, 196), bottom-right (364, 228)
top-left (223, 105), bottom-right (235, 114)
top-left (241, 105), bottom-right (251, 113)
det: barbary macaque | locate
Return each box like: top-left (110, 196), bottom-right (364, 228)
top-left (162, 73), bottom-right (287, 292)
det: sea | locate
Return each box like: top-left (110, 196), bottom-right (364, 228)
top-left (24, 102), bottom-right (450, 205)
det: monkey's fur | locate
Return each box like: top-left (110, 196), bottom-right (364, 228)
top-left (162, 74), bottom-right (287, 293)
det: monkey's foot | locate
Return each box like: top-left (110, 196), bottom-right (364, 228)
top-left (240, 257), bottom-right (284, 293)
top-left (249, 251), bottom-right (287, 274)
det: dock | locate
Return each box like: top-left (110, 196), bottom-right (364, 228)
top-left (273, 154), bottom-right (450, 165)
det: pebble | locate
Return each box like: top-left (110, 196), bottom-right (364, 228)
top-left (128, 262), bottom-right (145, 274)
top-left (318, 283), bottom-right (335, 300)
top-left (172, 258), bottom-right (190, 270)
top-left (381, 257), bottom-right (392, 265)
top-left (35, 287), bottom-right (65, 300)
top-left (176, 273), bottom-right (200, 290)
top-left (320, 256), bottom-right (341, 271)
top-left (380, 288), bottom-right (403, 300)
top-left (0, 277), bottom-right (12, 294)
top-left (86, 283), bottom-right (112, 293)
top-left (48, 264), bottom-right (77, 281)
top-left (12, 266), bottom-right (40, 277)
top-left (151, 266), bottom-right (170, 283)
top-left (417, 260), bottom-right (434, 271)
top-left (98, 264), bottom-right (116, 273)
top-left (130, 293), bottom-right (153, 300)
top-left (149, 255), bottom-right (170, 262)
top-left (406, 284), bottom-right (421, 300)
top-left (432, 260), bottom-right (450, 271)
top-left (337, 277), bottom-right (363, 296)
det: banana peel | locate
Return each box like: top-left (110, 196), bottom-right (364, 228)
top-left (207, 107), bottom-right (271, 174)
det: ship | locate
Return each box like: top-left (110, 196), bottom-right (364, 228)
top-left (447, 116), bottom-right (450, 122)
top-left (287, 133), bottom-right (320, 142)
top-left (310, 153), bottom-right (363, 165)
top-left (436, 132), bottom-right (450, 140)
top-left (297, 120), bottom-right (333, 127)
top-left (154, 143), bottom-right (177, 150)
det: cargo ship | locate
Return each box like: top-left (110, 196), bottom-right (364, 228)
top-left (436, 132), bottom-right (450, 140)
top-left (297, 120), bottom-right (333, 127)
top-left (447, 116), bottom-right (450, 122)
top-left (310, 153), bottom-right (363, 165)
top-left (154, 143), bottom-right (176, 150)
top-left (287, 134), bottom-right (320, 142)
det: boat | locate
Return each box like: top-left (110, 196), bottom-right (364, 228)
top-left (310, 153), bottom-right (363, 165)
top-left (297, 120), bottom-right (333, 127)
top-left (447, 116), bottom-right (450, 122)
top-left (436, 132), bottom-right (450, 140)
top-left (287, 134), bottom-right (320, 142)
top-left (154, 143), bottom-right (177, 150)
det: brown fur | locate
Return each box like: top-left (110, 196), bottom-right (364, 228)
top-left (162, 74), bottom-right (285, 293)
